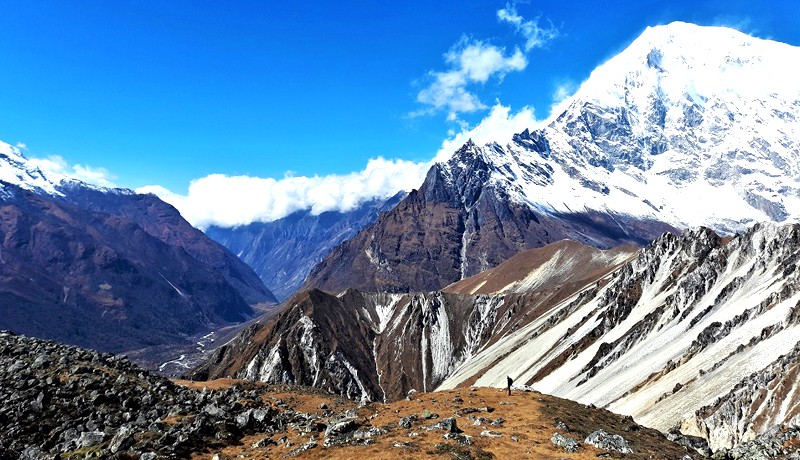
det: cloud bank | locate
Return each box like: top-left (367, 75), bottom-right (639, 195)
top-left (137, 157), bottom-right (431, 229)
top-left (88, 6), bottom-right (553, 230)
top-left (139, 103), bottom-right (542, 229)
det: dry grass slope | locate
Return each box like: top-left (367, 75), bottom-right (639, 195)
top-left (181, 381), bottom-right (698, 460)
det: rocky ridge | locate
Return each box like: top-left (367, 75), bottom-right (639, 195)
top-left (438, 223), bottom-right (800, 451)
top-left (190, 240), bottom-right (639, 402)
top-left (0, 330), bottom-right (706, 459)
top-left (196, 222), bottom-right (800, 454)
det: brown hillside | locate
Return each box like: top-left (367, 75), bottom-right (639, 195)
top-left (181, 381), bottom-right (699, 460)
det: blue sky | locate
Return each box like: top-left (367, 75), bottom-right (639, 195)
top-left (1, 0), bottom-right (799, 225)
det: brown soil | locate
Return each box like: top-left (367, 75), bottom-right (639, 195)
top-left (177, 382), bottom-right (699, 460)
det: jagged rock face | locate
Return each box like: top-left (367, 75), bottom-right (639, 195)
top-left (520, 22), bottom-right (800, 232)
top-left (439, 223), bottom-right (800, 451)
top-left (202, 223), bottom-right (800, 452)
top-left (682, 341), bottom-right (800, 451)
top-left (304, 142), bottom-right (672, 293)
top-left (190, 241), bottom-right (638, 401)
top-left (205, 193), bottom-right (404, 301)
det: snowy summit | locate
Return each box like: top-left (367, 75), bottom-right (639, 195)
top-left (440, 22), bottom-right (800, 233)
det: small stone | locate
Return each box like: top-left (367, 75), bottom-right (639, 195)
top-left (324, 417), bottom-right (359, 437)
top-left (428, 417), bottom-right (461, 433)
top-left (109, 426), bottom-right (135, 453)
top-left (480, 429), bottom-right (502, 438)
top-left (473, 417), bottom-right (490, 426)
top-left (442, 432), bottom-right (472, 445)
top-left (490, 417), bottom-right (505, 426)
top-left (421, 409), bottom-right (438, 419)
top-left (554, 418), bottom-right (569, 431)
top-left (252, 437), bottom-right (277, 448)
top-left (399, 414), bottom-right (418, 429)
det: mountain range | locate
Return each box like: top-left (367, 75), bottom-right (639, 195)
top-left (189, 22), bottom-right (800, 455)
top-left (0, 141), bottom-right (276, 367)
top-left (3, 20), bottom-right (800, 458)
top-left (205, 192), bottom-right (405, 301)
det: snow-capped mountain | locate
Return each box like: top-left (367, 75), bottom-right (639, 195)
top-left (190, 23), bottom-right (800, 454)
top-left (305, 22), bottom-right (800, 294)
top-left (471, 21), bottom-right (800, 232)
top-left (0, 141), bottom-right (70, 195)
top-left (0, 140), bottom-right (276, 367)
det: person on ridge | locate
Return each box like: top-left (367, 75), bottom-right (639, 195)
top-left (507, 376), bottom-right (513, 396)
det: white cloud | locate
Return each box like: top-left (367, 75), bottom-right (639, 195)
top-left (27, 155), bottom-right (117, 188)
top-left (415, 39), bottom-right (527, 120)
top-left (497, 3), bottom-right (559, 51)
top-left (413, 4), bottom-right (557, 121)
top-left (433, 103), bottom-right (541, 163)
top-left (15, 142), bottom-right (27, 150)
top-left (549, 80), bottom-right (578, 117)
top-left (138, 103), bottom-right (542, 229)
top-left (138, 157), bottom-right (431, 229)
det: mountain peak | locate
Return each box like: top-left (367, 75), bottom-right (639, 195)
top-left (427, 23), bottom-right (800, 234)
top-left (0, 141), bottom-right (63, 195)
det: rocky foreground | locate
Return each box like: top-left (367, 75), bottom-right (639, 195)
top-left (2, 330), bottom-right (799, 459)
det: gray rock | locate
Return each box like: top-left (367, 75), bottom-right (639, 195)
top-left (203, 403), bottom-right (225, 417)
top-left (442, 432), bottom-right (472, 445)
top-left (421, 409), bottom-right (438, 419)
top-left (428, 417), bottom-right (461, 433)
top-left (473, 417), bottom-right (490, 426)
top-left (399, 414), bottom-right (417, 429)
top-left (77, 430), bottom-right (106, 448)
top-left (490, 417), bottom-right (505, 426)
top-left (252, 437), bottom-right (277, 448)
top-left (584, 429), bottom-right (633, 454)
top-left (551, 432), bottom-right (579, 453)
top-left (109, 425), bottom-right (135, 453)
top-left (324, 417), bottom-right (359, 437)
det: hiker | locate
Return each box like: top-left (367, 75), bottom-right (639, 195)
top-left (507, 376), bottom-right (513, 396)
